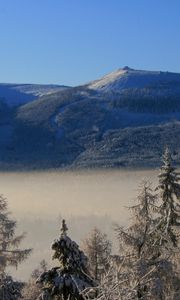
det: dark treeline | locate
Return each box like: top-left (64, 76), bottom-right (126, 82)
top-left (110, 88), bottom-right (180, 113)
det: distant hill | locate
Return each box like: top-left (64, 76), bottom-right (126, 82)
top-left (0, 83), bottom-right (70, 106)
top-left (0, 68), bottom-right (180, 170)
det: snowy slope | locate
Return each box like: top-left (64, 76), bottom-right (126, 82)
top-left (0, 67), bottom-right (180, 170)
top-left (0, 83), bottom-right (70, 107)
top-left (87, 67), bottom-right (180, 92)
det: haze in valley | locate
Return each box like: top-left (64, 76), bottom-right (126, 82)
top-left (0, 169), bottom-right (159, 280)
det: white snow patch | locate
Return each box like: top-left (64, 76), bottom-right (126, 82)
top-left (87, 68), bottom-right (180, 92)
top-left (88, 68), bottom-right (127, 90)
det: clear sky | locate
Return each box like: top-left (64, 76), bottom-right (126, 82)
top-left (0, 0), bottom-right (180, 86)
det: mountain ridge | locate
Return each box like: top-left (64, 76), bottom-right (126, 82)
top-left (87, 66), bottom-right (180, 92)
top-left (0, 67), bottom-right (180, 170)
top-left (0, 83), bottom-right (70, 107)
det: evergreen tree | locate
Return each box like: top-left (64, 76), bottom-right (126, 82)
top-left (115, 180), bottom-right (179, 299)
top-left (38, 220), bottom-right (94, 300)
top-left (0, 195), bottom-right (32, 299)
top-left (115, 181), bottom-right (157, 259)
top-left (155, 147), bottom-right (180, 250)
top-left (82, 227), bottom-right (112, 282)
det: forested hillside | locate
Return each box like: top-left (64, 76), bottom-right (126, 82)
top-left (0, 68), bottom-right (180, 169)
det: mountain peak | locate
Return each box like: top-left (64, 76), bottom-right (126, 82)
top-left (87, 67), bottom-right (180, 92)
top-left (122, 66), bottom-right (134, 71)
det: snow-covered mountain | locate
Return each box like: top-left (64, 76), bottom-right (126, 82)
top-left (87, 66), bottom-right (180, 93)
top-left (0, 83), bottom-right (70, 106)
top-left (0, 67), bottom-right (180, 170)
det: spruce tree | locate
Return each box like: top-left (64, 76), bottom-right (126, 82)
top-left (115, 180), bottom-right (157, 259)
top-left (0, 195), bottom-right (32, 299)
top-left (38, 219), bottom-right (94, 300)
top-left (155, 147), bottom-right (180, 250)
top-left (115, 180), bottom-right (178, 299)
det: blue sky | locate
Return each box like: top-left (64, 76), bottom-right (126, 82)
top-left (0, 0), bottom-right (180, 86)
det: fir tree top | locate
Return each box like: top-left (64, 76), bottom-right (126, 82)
top-left (52, 219), bottom-right (88, 272)
top-left (38, 220), bottom-right (94, 300)
top-left (60, 219), bottom-right (68, 237)
top-left (158, 147), bottom-right (180, 197)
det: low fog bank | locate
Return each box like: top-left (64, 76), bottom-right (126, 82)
top-left (2, 169), bottom-right (159, 280)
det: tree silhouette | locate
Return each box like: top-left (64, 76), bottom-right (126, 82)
top-left (0, 195), bottom-right (32, 299)
top-left (38, 219), bottom-right (94, 300)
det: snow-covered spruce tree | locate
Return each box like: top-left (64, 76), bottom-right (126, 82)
top-left (82, 227), bottom-right (112, 282)
top-left (38, 220), bottom-right (95, 300)
top-left (115, 180), bottom-right (157, 259)
top-left (0, 195), bottom-right (32, 300)
top-left (155, 147), bottom-right (180, 251)
top-left (114, 180), bottom-right (179, 300)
